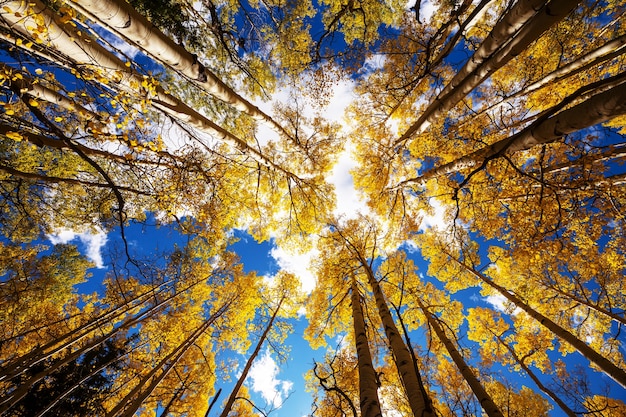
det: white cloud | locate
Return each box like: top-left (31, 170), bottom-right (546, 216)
top-left (418, 197), bottom-right (449, 231)
top-left (248, 350), bottom-right (293, 408)
top-left (419, 0), bottom-right (438, 23)
top-left (328, 142), bottom-right (371, 218)
top-left (484, 293), bottom-right (521, 315)
top-left (270, 245), bottom-right (318, 294)
top-left (47, 227), bottom-right (108, 268)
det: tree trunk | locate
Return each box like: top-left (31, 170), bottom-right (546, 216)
top-left (396, 77), bottom-right (626, 189)
top-left (455, 33), bottom-right (626, 127)
top-left (493, 332), bottom-right (578, 417)
top-left (523, 33), bottom-right (626, 94)
top-left (0, 0), bottom-right (290, 174)
top-left (218, 296), bottom-right (284, 417)
top-left (537, 279), bottom-right (626, 327)
top-left (0, 277), bottom-right (177, 384)
top-left (350, 277), bottom-right (382, 417)
top-left (0, 297), bottom-right (169, 414)
top-left (67, 0), bottom-right (294, 143)
top-left (449, 254), bottom-right (626, 389)
top-left (396, 0), bottom-right (581, 143)
top-left (361, 262), bottom-right (434, 417)
top-left (0, 273), bottom-right (214, 413)
top-left (417, 299), bottom-right (504, 417)
top-left (1, 64), bottom-right (103, 122)
top-left (385, 0), bottom-right (492, 122)
top-left (0, 123), bottom-right (127, 164)
top-left (111, 306), bottom-right (224, 417)
top-left (32, 346), bottom-right (129, 417)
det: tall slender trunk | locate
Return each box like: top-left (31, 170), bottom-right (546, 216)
top-left (0, 123), bottom-right (126, 165)
top-left (396, 0), bottom-right (581, 144)
top-left (157, 373), bottom-right (192, 417)
top-left (218, 297), bottom-right (285, 417)
top-left (111, 307), bottom-right (223, 417)
top-left (0, 0), bottom-right (292, 174)
top-left (0, 288), bottom-right (151, 382)
top-left (449, 254), bottom-right (626, 389)
top-left (454, 33), bottom-right (626, 129)
top-left (1, 64), bottom-right (102, 122)
top-left (361, 261), bottom-right (434, 417)
top-left (350, 277), bottom-right (382, 417)
top-left (396, 77), bottom-right (626, 189)
top-left (417, 300), bottom-right (504, 417)
top-left (33, 347), bottom-right (129, 417)
top-left (67, 0), bottom-right (295, 144)
top-left (0, 297), bottom-right (168, 414)
top-left (0, 273), bottom-right (214, 414)
top-left (523, 33), bottom-right (626, 94)
top-left (538, 279), bottom-right (626, 327)
top-left (0, 277), bottom-right (178, 384)
top-left (492, 332), bottom-right (578, 417)
top-left (385, 0), bottom-right (492, 121)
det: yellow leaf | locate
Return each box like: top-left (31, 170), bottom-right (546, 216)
top-left (28, 98), bottom-right (38, 107)
top-left (35, 68), bottom-right (43, 75)
top-left (54, 116), bottom-right (63, 122)
top-left (5, 131), bottom-right (23, 141)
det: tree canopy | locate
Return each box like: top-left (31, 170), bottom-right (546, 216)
top-left (1, 0), bottom-right (625, 415)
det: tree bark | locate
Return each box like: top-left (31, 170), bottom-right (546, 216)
top-left (361, 262), bottom-right (434, 417)
top-left (455, 33), bottom-right (626, 126)
top-left (418, 299), bottom-right (504, 417)
top-left (0, 277), bottom-right (179, 384)
top-left (0, 0), bottom-right (290, 173)
top-left (67, 0), bottom-right (294, 142)
top-left (111, 303), bottom-right (228, 417)
top-left (396, 0), bottom-right (581, 144)
top-left (1, 63), bottom-right (103, 122)
top-left (350, 277), bottom-right (382, 417)
top-left (0, 296), bottom-right (170, 414)
top-left (523, 33), bottom-right (626, 94)
top-left (396, 77), bottom-right (626, 189)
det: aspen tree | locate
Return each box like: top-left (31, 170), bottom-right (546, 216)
top-left (417, 299), bottom-right (504, 417)
top-left (448, 251), bottom-right (626, 389)
top-left (219, 272), bottom-right (300, 417)
top-left (395, 77), bottom-right (626, 189)
top-left (395, 0), bottom-right (582, 144)
top-left (67, 0), bottom-right (297, 142)
top-left (467, 307), bottom-right (579, 417)
top-left (350, 276), bottom-right (383, 417)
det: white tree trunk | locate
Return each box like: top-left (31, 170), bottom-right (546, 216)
top-left (451, 255), bottom-right (626, 389)
top-left (351, 278), bottom-right (383, 417)
top-left (396, 0), bottom-right (581, 144)
top-left (0, 0), bottom-right (287, 172)
top-left (68, 0), bottom-right (293, 141)
top-left (396, 78), bottom-right (626, 189)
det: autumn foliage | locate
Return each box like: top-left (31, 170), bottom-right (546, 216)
top-left (0, 0), bottom-right (625, 415)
